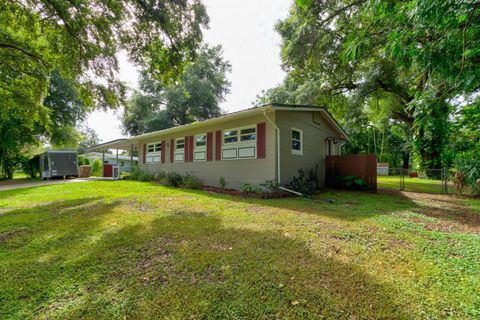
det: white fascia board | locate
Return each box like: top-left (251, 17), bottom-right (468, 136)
top-left (129, 106), bottom-right (271, 142)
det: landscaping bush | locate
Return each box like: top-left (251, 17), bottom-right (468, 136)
top-left (130, 167), bottom-right (153, 181)
top-left (219, 176), bottom-right (227, 189)
top-left (183, 174), bottom-right (203, 190)
top-left (454, 149), bottom-right (480, 195)
top-left (91, 159), bottom-right (103, 177)
top-left (156, 170), bottom-right (183, 187)
top-left (78, 156), bottom-right (90, 166)
top-left (241, 183), bottom-right (262, 194)
top-left (21, 155), bottom-right (40, 179)
top-left (341, 175), bottom-right (370, 190)
top-left (260, 179), bottom-right (281, 192)
top-left (153, 169), bottom-right (167, 181)
top-left (287, 166), bottom-right (319, 196)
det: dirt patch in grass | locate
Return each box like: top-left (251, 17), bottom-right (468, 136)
top-left (0, 228), bottom-right (30, 243)
top-left (408, 209), bottom-right (480, 234)
top-left (381, 190), bottom-right (480, 234)
top-left (135, 238), bottom-right (175, 285)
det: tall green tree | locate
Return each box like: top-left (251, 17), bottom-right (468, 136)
top-left (43, 70), bottom-right (89, 147)
top-left (0, 0), bottom-right (208, 176)
top-left (122, 45), bottom-right (231, 135)
top-left (264, 0), bottom-right (480, 170)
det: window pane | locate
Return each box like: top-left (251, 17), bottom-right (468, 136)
top-left (292, 140), bottom-right (301, 150)
top-left (196, 135), bottom-right (206, 146)
top-left (176, 139), bottom-right (185, 149)
top-left (224, 130), bottom-right (237, 137)
top-left (240, 127), bottom-right (255, 134)
top-left (240, 134), bottom-right (256, 141)
top-left (292, 130), bottom-right (301, 140)
top-left (224, 136), bottom-right (238, 143)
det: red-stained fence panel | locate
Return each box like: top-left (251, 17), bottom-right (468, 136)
top-left (325, 154), bottom-right (377, 192)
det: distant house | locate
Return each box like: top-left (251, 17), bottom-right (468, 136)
top-left (92, 104), bottom-right (349, 189)
top-left (82, 152), bottom-right (138, 173)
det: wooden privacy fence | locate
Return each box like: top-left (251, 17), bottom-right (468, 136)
top-left (325, 154), bottom-right (377, 192)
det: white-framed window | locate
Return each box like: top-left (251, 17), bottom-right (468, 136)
top-left (291, 128), bottom-right (303, 155)
top-left (175, 138), bottom-right (185, 162)
top-left (223, 127), bottom-right (256, 144)
top-left (146, 142), bottom-right (161, 163)
top-left (194, 134), bottom-right (207, 161)
top-left (222, 125), bottom-right (256, 160)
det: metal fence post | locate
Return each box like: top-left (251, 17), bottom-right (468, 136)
top-left (443, 168), bottom-right (448, 195)
top-left (400, 169), bottom-right (405, 191)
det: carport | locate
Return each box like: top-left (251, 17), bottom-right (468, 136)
top-left (86, 139), bottom-right (138, 178)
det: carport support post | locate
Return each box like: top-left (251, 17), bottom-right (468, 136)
top-left (130, 144), bottom-right (133, 173)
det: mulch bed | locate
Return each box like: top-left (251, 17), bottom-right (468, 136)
top-left (202, 186), bottom-right (294, 199)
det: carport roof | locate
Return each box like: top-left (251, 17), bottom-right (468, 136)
top-left (87, 139), bottom-right (137, 151)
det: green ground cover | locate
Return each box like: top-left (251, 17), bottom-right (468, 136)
top-left (378, 175), bottom-right (457, 194)
top-left (0, 181), bottom-right (479, 319)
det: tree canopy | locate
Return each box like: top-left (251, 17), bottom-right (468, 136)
top-left (258, 0), bottom-right (480, 170)
top-left (122, 45), bottom-right (231, 135)
top-left (0, 0), bottom-right (208, 177)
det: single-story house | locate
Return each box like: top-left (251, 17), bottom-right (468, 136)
top-left (82, 152), bottom-right (138, 172)
top-left (91, 104), bottom-right (349, 189)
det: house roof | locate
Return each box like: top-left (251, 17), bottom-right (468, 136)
top-left (129, 104), bottom-right (349, 142)
top-left (88, 104), bottom-right (349, 150)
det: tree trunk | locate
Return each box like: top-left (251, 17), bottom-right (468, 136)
top-left (402, 153), bottom-right (410, 169)
top-left (379, 130), bottom-right (385, 163)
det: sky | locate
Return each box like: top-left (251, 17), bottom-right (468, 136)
top-left (86, 0), bottom-right (292, 142)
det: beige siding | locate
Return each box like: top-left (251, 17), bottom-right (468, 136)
top-left (137, 112), bottom-right (276, 189)
top-left (276, 110), bottom-right (339, 186)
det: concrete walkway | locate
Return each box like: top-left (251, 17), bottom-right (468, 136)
top-left (0, 178), bottom-right (90, 192)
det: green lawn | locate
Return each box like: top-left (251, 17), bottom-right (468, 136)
top-left (0, 181), bottom-right (479, 319)
top-left (378, 175), bottom-right (457, 194)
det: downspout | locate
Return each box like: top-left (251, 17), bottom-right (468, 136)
top-left (338, 141), bottom-right (347, 155)
top-left (262, 109), bottom-right (280, 182)
top-left (262, 109), bottom-right (303, 196)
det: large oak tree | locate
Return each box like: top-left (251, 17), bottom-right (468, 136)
top-left (260, 0), bottom-right (480, 170)
top-left (0, 0), bottom-right (208, 177)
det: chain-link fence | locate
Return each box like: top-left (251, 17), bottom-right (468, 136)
top-left (377, 168), bottom-right (456, 194)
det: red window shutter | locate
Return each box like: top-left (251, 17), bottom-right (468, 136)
top-left (206, 132), bottom-right (213, 161)
top-left (184, 136), bottom-right (190, 162)
top-left (161, 140), bottom-right (166, 163)
top-left (257, 122), bottom-right (266, 159)
top-left (189, 136), bottom-right (194, 162)
top-left (170, 139), bottom-right (174, 163)
top-left (215, 130), bottom-right (222, 160)
top-left (142, 144), bottom-right (146, 164)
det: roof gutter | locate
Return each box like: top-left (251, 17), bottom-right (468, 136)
top-left (130, 107), bottom-right (268, 141)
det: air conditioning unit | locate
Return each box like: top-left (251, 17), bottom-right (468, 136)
top-left (112, 165), bottom-right (120, 180)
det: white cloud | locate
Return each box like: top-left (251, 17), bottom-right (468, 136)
top-left (87, 0), bottom-right (292, 142)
